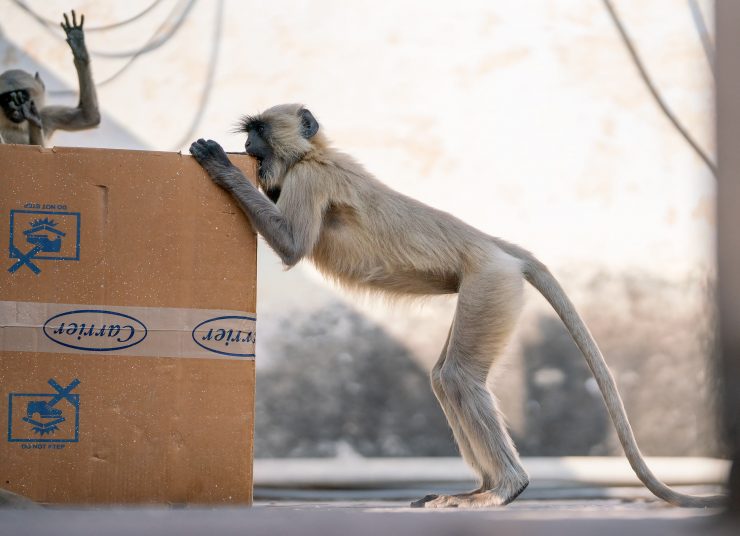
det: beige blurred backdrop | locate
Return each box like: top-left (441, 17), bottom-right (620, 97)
top-left (0, 0), bottom-right (719, 457)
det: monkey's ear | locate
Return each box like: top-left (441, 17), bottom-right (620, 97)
top-left (300, 108), bottom-right (319, 139)
top-left (34, 72), bottom-right (45, 90)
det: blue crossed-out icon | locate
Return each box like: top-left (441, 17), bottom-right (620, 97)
top-left (7, 378), bottom-right (81, 443)
top-left (8, 210), bottom-right (80, 275)
top-left (21, 379), bottom-right (80, 436)
top-left (8, 244), bottom-right (43, 274)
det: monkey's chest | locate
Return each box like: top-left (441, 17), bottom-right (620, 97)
top-left (2, 127), bottom-right (30, 144)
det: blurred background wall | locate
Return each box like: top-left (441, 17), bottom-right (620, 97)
top-left (0, 0), bottom-right (720, 458)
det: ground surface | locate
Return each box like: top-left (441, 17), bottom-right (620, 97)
top-left (0, 498), bottom-right (737, 536)
top-left (2, 458), bottom-right (735, 535)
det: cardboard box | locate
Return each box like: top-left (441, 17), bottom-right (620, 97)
top-left (0, 144), bottom-right (257, 504)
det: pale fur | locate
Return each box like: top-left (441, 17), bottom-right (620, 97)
top-left (191, 103), bottom-right (726, 508)
top-left (0, 14), bottom-right (99, 147)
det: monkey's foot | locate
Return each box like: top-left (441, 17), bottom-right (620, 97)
top-left (410, 479), bottom-right (529, 509)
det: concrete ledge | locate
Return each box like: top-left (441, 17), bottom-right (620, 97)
top-left (254, 456), bottom-right (730, 489)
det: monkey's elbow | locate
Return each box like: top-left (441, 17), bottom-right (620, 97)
top-left (279, 247), bottom-right (305, 268)
top-left (281, 253), bottom-right (302, 269)
top-left (86, 110), bottom-right (101, 127)
top-left (77, 106), bottom-right (100, 128)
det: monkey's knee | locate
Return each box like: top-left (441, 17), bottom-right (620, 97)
top-left (430, 362), bottom-right (446, 400)
top-left (437, 362), bottom-right (473, 409)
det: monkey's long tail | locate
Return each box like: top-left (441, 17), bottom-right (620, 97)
top-left (521, 256), bottom-right (726, 508)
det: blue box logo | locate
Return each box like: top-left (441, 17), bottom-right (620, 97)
top-left (8, 209), bottom-right (81, 275)
top-left (7, 379), bottom-right (80, 443)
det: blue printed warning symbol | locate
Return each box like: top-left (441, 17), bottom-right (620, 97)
top-left (8, 209), bottom-right (81, 275)
top-left (7, 379), bottom-right (80, 443)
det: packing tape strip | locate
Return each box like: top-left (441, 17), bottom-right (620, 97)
top-left (0, 301), bottom-right (256, 360)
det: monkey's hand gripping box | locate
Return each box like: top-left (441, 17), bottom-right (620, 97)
top-left (0, 144), bottom-right (256, 504)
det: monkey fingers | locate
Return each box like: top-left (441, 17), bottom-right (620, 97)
top-left (410, 494), bottom-right (440, 508)
top-left (61, 10), bottom-right (88, 61)
top-left (61, 10), bottom-right (84, 32)
top-left (9, 91), bottom-right (24, 107)
top-left (21, 100), bottom-right (42, 128)
top-left (6, 91), bottom-right (30, 124)
top-left (190, 139), bottom-right (233, 167)
top-left (189, 139), bottom-right (239, 188)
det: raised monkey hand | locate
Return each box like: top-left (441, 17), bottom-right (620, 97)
top-left (189, 139), bottom-right (242, 190)
top-left (61, 11), bottom-right (89, 63)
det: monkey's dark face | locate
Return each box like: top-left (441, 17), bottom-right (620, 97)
top-left (0, 89), bottom-right (32, 123)
top-left (243, 121), bottom-right (274, 177)
top-left (238, 105), bottom-right (321, 187)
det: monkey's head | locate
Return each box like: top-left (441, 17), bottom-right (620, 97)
top-left (237, 103), bottom-right (320, 190)
top-left (0, 69), bottom-right (45, 124)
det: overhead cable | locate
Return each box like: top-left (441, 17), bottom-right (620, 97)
top-left (12, 0), bottom-right (166, 32)
top-left (173, 0), bottom-right (224, 151)
top-left (47, 0), bottom-right (197, 94)
top-left (602, 0), bottom-right (717, 178)
top-left (687, 0), bottom-right (715, 74)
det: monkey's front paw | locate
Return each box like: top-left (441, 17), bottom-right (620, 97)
top-left (21, 99), bottom-right (42, 128)
top-left (190, 138), bottom-right (232, 167)
top-left (190, 138), bottom-right (237, 188)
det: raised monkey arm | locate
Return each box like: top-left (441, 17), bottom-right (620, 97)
top-left (189, 139), bottom-right (325, 266)
top-left (41, 11), bottom-right (100, 137)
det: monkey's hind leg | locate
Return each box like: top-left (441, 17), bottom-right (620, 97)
top-left (419, 323), bottom-right (489, 506)
top-left (414, 253), bottom-right (529, 508)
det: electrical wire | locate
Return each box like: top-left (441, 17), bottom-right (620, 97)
top-left (11, 0), bottom-right (165, 32)
top-left (75, 0), bottom-right (197, 60)
top-left (687, 0), bottom-right (715, 74)
top-left (47, 0), bottom-right (197, 95)
top-left (172, 0), bottom-right (224, 151)
top-left (602, 0), bottom-right (717, 178)
top-left (13, 0), bottom-right (197, 60)
top-left (17, 0), bottom-right (219, 149)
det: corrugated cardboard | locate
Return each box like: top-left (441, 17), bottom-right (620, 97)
top-left (0, 144), bottom-right (257, 504)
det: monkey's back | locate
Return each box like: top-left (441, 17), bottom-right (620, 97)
top-left (308, 154), bottom-right (495, 296)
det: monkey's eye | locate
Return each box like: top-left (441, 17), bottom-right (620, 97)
top-left (256, 125), bottom-right (265, 135)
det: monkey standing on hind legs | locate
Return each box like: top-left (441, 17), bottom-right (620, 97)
top-left (0, 10), bottom-right (100, 147)
top-left (190, 103), bottom-right (726, 508)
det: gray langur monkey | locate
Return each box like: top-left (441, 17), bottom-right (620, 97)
top-left (0, 11), bottom-right (100, 146)
top-left (189, 103), bottom-right (725, 509)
